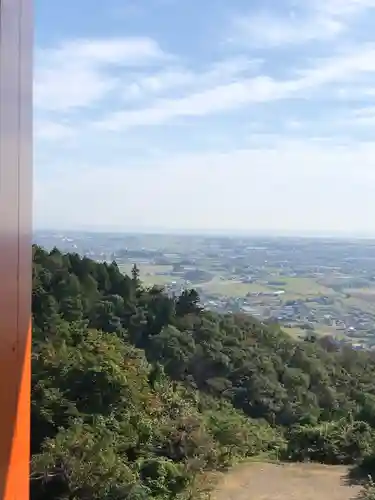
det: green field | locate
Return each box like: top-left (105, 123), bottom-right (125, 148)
top-left (340, 290), bottom-right (375, 314)
top-left (313, 325), bottom-right (347, 339)
top-left (282, 326), bottom-right (306, 339)
top-left (199, 276), bottom-right (333, 300)
top-left (118, 263), bottom-right (176, 286)
top-left (345, 287), bottom-right (375, 300)
top-left (117, 265), bottom-right (375, 336)
top-left (282, 325), bottom-right (342, 340)
top-left (118, 263), bottom-right (336, 301)
top-left (275, 277), bottom-right (333, 297)
top-left (199, 278), bottom-right (272, 297)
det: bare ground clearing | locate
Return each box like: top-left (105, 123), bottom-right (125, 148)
top-left (211, 462), bottom-right (362, 500)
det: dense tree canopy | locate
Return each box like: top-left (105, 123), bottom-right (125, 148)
top-left (31, 245), bottom-right (375, 499)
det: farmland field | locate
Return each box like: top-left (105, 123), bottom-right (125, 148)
top-left (276, 277), bottom-right (333, 297)
top-left (107, 235), bottom-right (375, 348)
top-left (118, 263), bottom-right (176, 286)
top-left (197, 276), bottom-right (335, 300)
top-left (198, 278), bottom-right (272, 297)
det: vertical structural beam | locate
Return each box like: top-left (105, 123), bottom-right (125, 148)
top-left (0, 0), bottom-right (33, 499)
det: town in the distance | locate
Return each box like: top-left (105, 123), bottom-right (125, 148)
top-left (35, 230), bottom-right (375, 350)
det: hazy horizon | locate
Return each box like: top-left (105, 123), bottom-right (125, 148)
top-left (34, 225), bottom-right (375, 241)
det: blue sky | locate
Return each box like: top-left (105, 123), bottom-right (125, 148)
top-left (34, 0), bottom-right (375, 235)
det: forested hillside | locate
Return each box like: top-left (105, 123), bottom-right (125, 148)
top-left (31, 245), bottom-right (375, 499)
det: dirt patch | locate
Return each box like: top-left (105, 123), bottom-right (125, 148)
top-left (211, 462), bottom-right (361, 500)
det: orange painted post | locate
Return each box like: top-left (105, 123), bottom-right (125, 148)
top-left (0, 1), bottom-right (33, 499)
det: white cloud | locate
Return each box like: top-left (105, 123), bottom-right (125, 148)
top-left (93, 43), bottom-right (375, 131)
top-left (60, 38), bottom-right (165, 65)
top-left (230, 11), bottom-right (342, 47)
top-left (353, 106), bottom-right (375, 116)
top-left (34, 37), bottom-right (168, 112)
top-left (344, 105), bottom-right (375, 125)
top-left (34, 31), bottom-right (375, 135)
top-left (122, 57), bottom-right (261, 101)
top-left (95, 76), bottom-right (296, 130)
top-left (124, 70), bottom-right (194, 100)
top-left (229, 0), bottom-right (375, 48)
top-left (34, 37), bottom-right (260, 121)
top-left (34, 121), bottom-right (75, 141)
top-left (335, 85), bottom-right (375, 100)
top-left (297, 44), bottom-right (375, 86)
top-left (34, 140), bottom-right (375, 235)
top-left (321, 0), bottom-right (375, 15)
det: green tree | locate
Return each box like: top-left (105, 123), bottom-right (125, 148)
top-left (31, 244), bottom-right (375, 499)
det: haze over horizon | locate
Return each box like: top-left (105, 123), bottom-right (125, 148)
top-left (34, 226), bottom-right (375, 240)
top-left (35, 0), bottom-right (375, 235)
